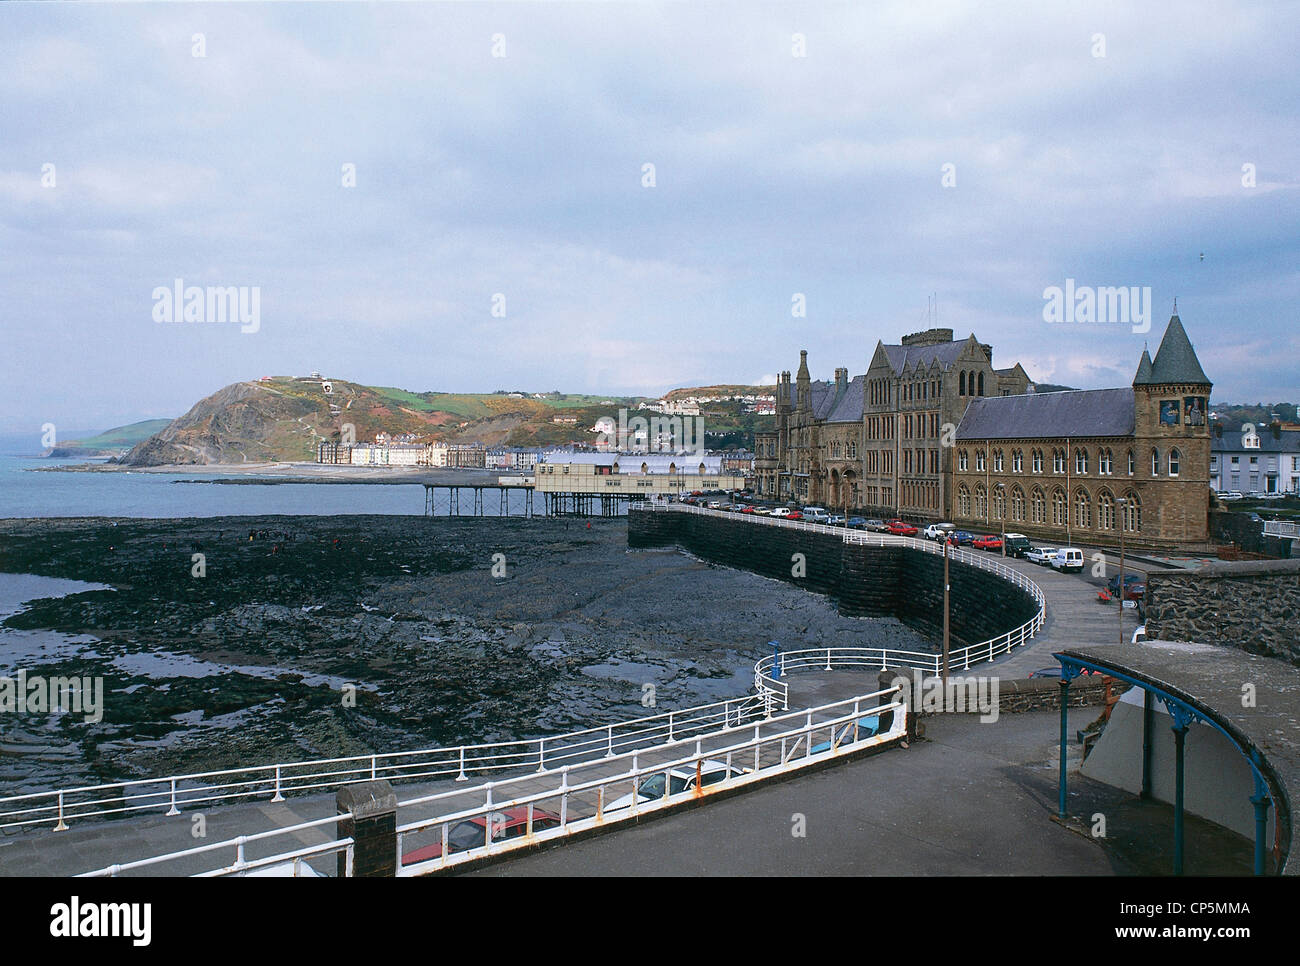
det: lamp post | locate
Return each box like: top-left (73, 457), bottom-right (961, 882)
top-left (1116, 497), bottom-right (1128, 645)
top-left (942, 534), bottom-right (950, 687)
top-left (995, 482), bottom-right (1007, 556)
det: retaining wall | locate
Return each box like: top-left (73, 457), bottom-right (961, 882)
top-left (629, 510), bottom-right (1038, 651)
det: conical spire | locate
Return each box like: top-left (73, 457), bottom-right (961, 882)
top-left (1133, 348), bottom-right (1155, 385)
top-left (1148, 314), bottom-right (1211, 385)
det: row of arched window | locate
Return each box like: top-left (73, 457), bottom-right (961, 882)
top-left (956, 484), bottom-right (1142, 532)
top-left (957, 446), bottom-right (1182, 478)
top-left (958, 371), bottom-right (985, 396)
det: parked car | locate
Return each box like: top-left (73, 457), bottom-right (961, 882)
top-left (786, 511), bottom-right (804, 520)
top-left (752, 507), bottom-right (772, 515)
top-left (1107, 573), bottom-right (1146, 600)
top-left (770, 507), bottom-right (793, 518)
top-left (923, 523), bottom-right (956, 541)
top-left (847, 516), bottom-right (868, 529)
top-left (827, 514), bottom-right (846, 526)
top-left (802, 507), bottom-right (831, 523)
top-left (972, 534), bottom-right (1003, 552)
top-left (1051, 548), bottom-right (1085, 573)
top-left (886, 520), bottom-right (918, 536)
top-left (741, 505), bottom-right (759, 514)
top-left (944, 530), bottom-right (976, 546)
top-left (1026, 546), bottom-right (1058, 566)
top-left (1002, 533), bottom-right (1032, 558)
top-left (605, 759), bottom-right (747, 812)
top-left (401, 806), bottom-right (563, 865)
top-left (1219, 490), bottom-right (1244, 501)
top-left (1132, 624), bottom-right (1148, 644)
top-left (864, 519), bottom-right (889, 532)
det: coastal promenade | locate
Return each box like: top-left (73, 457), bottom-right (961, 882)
top-left (2, 507), bottom-right (1138, 876)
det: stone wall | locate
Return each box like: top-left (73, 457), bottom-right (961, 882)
top-left (1145, 559), bottom-right (1300, 665)
top-left (629, 510), bottom-right (1039, 651)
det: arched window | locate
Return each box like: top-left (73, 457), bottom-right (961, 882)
top-left (1122, 492), bottom-right (1142, 532)
top-left (1032, 449), bottom-right (1043, 473)
top-left (993, 486), bottom-right (1005, 520)
top-left (1099, 449), bottom-right (1112, 475)
top-left (958, 449), bottom-right (968, 471)
top-left (958, 484), bottom-right (971, 517)
top-left (974, 484), bottom-right (987, 520)
top-left (959, 371), bottom-right (967, 395)
top-left (1098, 490), bottom-right (1115, 530)
top-left (1053, 448), bottom-right (1065, 473)
top-left (1075, 448), bottom-right (1088, 475)
top-left (1051, 488), bottom-right (1067, 527)
top-left (1151, 449), bottom-right (1160, 476)
top-left (1127, 450), bottom-right (1135, 475)
top-left (1075, 488), bottom-right (1091, 529)
top-left (1011, 485), bottom-right (1025, 521)
top-left (976, 449), bottom-right (986, 472)
top-left (1169, 448), bottom-right (1181, 476)
top-left (1012, 449), bottom-right (1023, 473)
top-left (977, 372), bottom-right (985, 396)
top-left (994, 449), bottom-right (1004, 472)
top-left (1031, 486), bottom-right (1046, 524)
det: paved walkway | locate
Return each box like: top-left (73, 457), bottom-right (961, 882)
top-left (0, 539), bottom-right (1152, 876)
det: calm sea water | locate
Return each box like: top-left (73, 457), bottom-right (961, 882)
top-left (0, 453), bottom-right (440, 518)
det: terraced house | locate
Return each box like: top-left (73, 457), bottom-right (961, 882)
top-left (952, 314), bottom-right (1212, 549)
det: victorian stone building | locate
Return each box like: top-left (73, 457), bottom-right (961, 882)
top-left (952, 314), bottom-right (1212, 548)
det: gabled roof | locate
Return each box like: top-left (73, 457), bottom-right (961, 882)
top-left (827, 374), bottom-right (865, 423)
top-left (1212, 428), bottom-right (1300, 455)
top-left (1136, 315), bottom-right (1211, 386)
top-left (956, 388), bottom-right (1136, 440)
top-left (880, 339), bottom-right (971, 373)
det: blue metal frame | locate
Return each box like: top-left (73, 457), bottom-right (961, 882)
top-left (1053, 654), bottom-right (1275, 876)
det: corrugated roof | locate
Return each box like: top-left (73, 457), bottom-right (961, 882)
top-left (956, 388), bottom-right (1136, 440)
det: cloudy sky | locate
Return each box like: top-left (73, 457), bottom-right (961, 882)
top-left (2, 1), bottom-right (1297, 435)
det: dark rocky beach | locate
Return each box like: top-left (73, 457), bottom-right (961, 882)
top-left (0, 515), bottom-right (932, 794)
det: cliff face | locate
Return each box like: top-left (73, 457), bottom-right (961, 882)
top-left (119, 382), bottom-right (330, 466)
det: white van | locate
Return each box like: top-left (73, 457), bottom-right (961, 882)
top-left (802, 507), bottom-right (830, 523)
top-left (1050, 547), bottom-right (1084, 573)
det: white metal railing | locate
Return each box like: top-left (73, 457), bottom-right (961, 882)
top-left (632, 501), bottom-right (1046, 707)
top-left (77, 687), bottom-right (905, 877)
top-left (0, 692), bottom-right (769, 833)
top-left (1264, 520), bottom-right (1299, 539)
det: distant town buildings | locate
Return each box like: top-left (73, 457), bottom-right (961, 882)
top-left (1211, 420), bottom-right (1300, 494)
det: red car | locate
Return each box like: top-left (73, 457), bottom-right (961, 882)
top-left (972, 534), bottom-right (1003, 551)
top-left (401, 806), bottom-right (562, 865)
top-left (742, 506), bottom-right (758, 514)
top-left (786, 511), bottom-right (803, 520)
top-left (886, 520), bottom-right (918, 536)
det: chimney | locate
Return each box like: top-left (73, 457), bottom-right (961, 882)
top-left (834, 367), bottom-right (848, 392)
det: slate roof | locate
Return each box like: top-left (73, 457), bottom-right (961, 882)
top-left (827, 374), bottom-right (865, 423)
top-left (546, 452), bottom-right (726, 473)
top-left (881, 340), bottom-right (971, 373)
top-left (1211, 429), bottom-right (1300, 455)
top-left (1134, 315), bottom-right (1211, 386)
top-left (956, 388), bottom-right (1136, 440)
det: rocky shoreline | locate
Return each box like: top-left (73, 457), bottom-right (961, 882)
top-left (0, 515), bottom-right (932, 794)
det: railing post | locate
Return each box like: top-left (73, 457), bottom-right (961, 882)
top-left (55, 791), bottom-right (67, 832)
top-left (559, 767), bottom-right (570, 826)
top-left (370, 755), bottom-right (377, 780)
top-left (457, 746), bottom-right (468, 782)
top-left (606, 725), bottom-right (614, 758)
top-left (272, 765), bottom-right (285, 803)
top-left (537, 738), bottom-right (546, 773)
top-left (805, 712), bottom-right (813, 758)
top-left (668, 711), bottom-right (674, 742)
top-left (167, 778), bottom-right (180, 816)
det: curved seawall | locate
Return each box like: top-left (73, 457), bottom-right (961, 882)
top-left (629, 509), bottom-right (1039, 651)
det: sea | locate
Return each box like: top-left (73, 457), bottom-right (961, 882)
top-left (0, 440), bottom-right (529, 519)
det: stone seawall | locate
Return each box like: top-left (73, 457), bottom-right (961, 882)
top-left (629, 510), bottom-right (1039, 652)
top-left (1146, 559), bottom-right (1300, 666)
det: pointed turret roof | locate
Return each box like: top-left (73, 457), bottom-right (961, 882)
top-left (1133, 348), bottom-right (1154, 385)
top-left (1143, 315), bottom-right (1211, 386)
top-left (796, 350), bottom-right (810, 382)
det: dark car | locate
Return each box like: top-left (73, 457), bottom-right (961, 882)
top-left (401, 806), bottom-right (562, 865)
top-left (847, 516), bottom-right (868, 529)
top-left (946, 530), bottom-right (976, 546)
top-left (1107, 574), bottom-right (1146, 601)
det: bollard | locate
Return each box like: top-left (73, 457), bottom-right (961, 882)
top-left (336, 780), bottom-right (399, 877)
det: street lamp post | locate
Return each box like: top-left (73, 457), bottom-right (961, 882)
top-left (1116, 497), bottom-right (1128, 645)
top-left (942, 534), bottom-right (950, 687)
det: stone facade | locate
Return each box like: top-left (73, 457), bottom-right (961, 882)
top-left (1145, 559), bottom-right (1300, 666)
top-left (952, 315), bottom-right (1212, 549)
